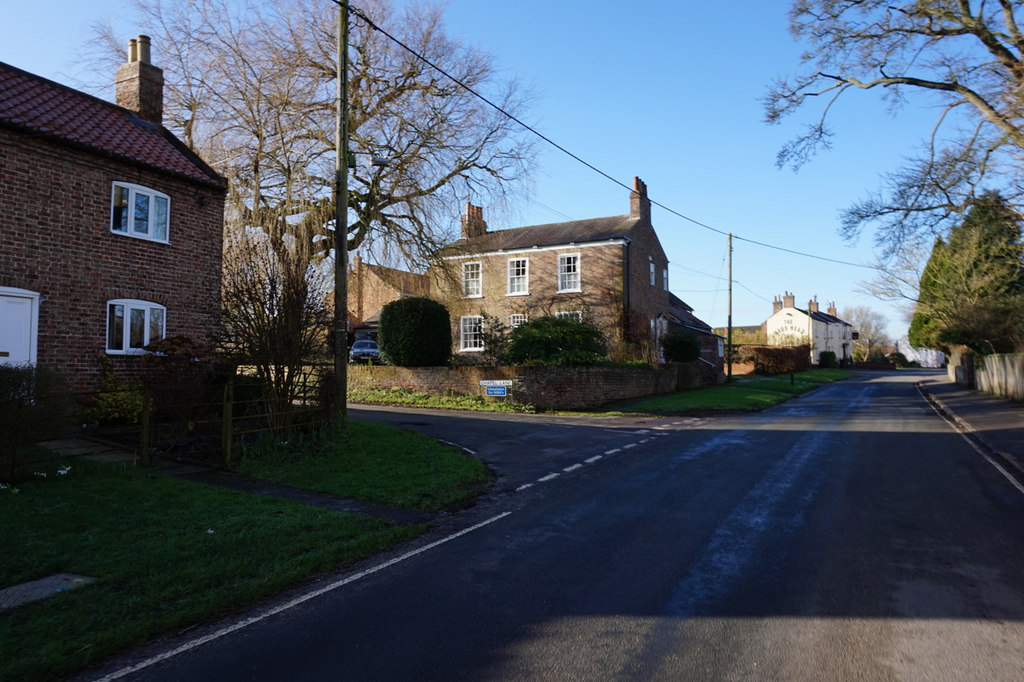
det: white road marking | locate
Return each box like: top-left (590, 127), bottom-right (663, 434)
top-left (96, 512), bottom-right (513, 681)
top-left (585, 455), bottom-right (603, 464)
top-left (605, 448), bottom-right (621, 455)
top-left (563, 464), bottom-right (583, 473)
top-left (538, 473), bottom-right (560, 482)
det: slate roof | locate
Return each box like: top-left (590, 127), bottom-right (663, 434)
top-left (446, 215), bottom-right (642, 254)
top-left (668, 292), bottom-right (715, 334)
top-left (0, 61), bottom-right (225, 189)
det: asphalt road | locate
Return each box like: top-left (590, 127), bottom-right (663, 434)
top-left (95, 371), bottom-right (1024, 681)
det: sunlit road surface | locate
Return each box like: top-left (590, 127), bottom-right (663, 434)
top-left (96, 371), bottom-right (1024, 681)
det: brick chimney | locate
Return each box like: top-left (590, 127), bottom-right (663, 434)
top-left (828, 301), bottom-right (838, 317)
top-left (773, 295), bottom-right (782, 314)
top-left (630, 176), bottom-right (651, 221)
top-left (808, 296), bottom-right (819, 313)
top-left (115, 35), bottom-right (164, 124)
top-left (461, 203), bottom-right (487, 239)
top-left (783, 291), bottom-right (795, 309)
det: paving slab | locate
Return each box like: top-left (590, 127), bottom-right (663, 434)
top-left (0, 573), bottom-right (95, 611)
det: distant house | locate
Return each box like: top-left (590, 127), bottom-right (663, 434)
top-left (763, 292), bottom-right (852, 364)
top-left (0, 36), bottom-right (227, 391)
top-left (432, 177), bottom-right (721, 364)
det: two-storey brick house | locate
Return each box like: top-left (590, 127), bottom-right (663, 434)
top-left (434, 178), bottom-right (688, 358)
top-left (0, 36), bottom-right (227, 391)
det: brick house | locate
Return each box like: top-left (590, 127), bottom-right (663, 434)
top-left (433, 177), bottom-right (718, 362)
top-left (347, 253), bottom-right (430, 339)
top-left (0, 36), bottom-right (227, 391)
top-left (763, 292), bottom-right (853, 364)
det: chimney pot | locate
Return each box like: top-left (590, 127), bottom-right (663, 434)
top-left (137, 35), bottom-right (152, 64)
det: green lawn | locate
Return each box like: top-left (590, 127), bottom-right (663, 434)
top-left (620, 369), bottom-right (853, 415)
top-left (233, 420), bottom-right (492, 511)
top-left (0, 420), bottom-right (490, 681)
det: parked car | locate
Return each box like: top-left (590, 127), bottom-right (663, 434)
top-left (349, 340), bottom-right (381, 364)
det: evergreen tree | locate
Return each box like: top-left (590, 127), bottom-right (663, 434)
top-left (909, 193), bottom-right (1024, 353)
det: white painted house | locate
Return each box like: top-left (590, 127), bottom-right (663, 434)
top-left (764, 292), bottom-right (853, 365)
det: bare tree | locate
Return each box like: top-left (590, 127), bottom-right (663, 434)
top-left (96, 0), bottom-right (535, 270)
top-left (765, 1), bottom-right (1024, 259)
top-left (841, 305), bottom-right (891, 362)
top-left (219, 222), bottom-right (333, 429)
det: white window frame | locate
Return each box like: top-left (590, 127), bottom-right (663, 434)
top-left (650, 261), bottom-right (656, 286)
top-left (111, 182), bottom-right (170, 243)
top-left (106, 299), bottom-right (166, 354)
top-left (462, 262), bottom-right (482, 298)
top-left (555, 310), bottom-right (583, 322)
top-left (460, 315), bottom-right (484, 351)
top-left (509, 313), bottom-right (528, 329)
top-left (663, 267), bottom-right (669, 291)
top-left (507, 257), bottom-right (529, 296)
top-left (557, 253), bottom-right (581, 293)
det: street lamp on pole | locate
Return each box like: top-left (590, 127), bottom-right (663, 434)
top-left (333, 0), bottom-right (349, 422)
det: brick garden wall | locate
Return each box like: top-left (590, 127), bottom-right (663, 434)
top-left (349, 361), bottom-right (719, 410)
top-left (0, 128), bottom-right (225, 391)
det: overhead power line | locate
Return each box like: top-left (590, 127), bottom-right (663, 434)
top-left (345, 3), bottom-right (875, 271)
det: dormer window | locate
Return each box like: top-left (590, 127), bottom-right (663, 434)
top-left (111, 182), bottom-right (169, 243)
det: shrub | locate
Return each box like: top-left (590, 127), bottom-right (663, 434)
top-left (505, 316), bottom-right (606, 365)
top-left (818, 350), bottom-right (838, 368)
top-left (887, 352), bottom-right (911, 367)
top-left (89, 355), bottom-right (144, 424)
top-left (0, 365), bottom-right (77, 474)
top-left (378, 297), bottom-right (452, 367)
top-left (661, 330), bottom-right (701, 363)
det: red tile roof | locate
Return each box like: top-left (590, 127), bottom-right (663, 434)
top-left (0, 61), bottom-right (225, 188)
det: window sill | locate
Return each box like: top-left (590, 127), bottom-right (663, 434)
top-left (556, 289), bottom-right (582, 294)
top-left (111, 230), bottom-right (170, 245)
top-left (506, 292), bottom-right (530, 297)
top-left (462, 294), bottom-right (484, 300)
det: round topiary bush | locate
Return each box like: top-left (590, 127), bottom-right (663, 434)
top-left (377, 297), bottom-right (452, 366)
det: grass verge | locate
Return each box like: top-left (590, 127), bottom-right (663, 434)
top-left (349, 386), bottom-right (537, 413)
top-left (619, 369), bottom-right (853, 415)
top-left (2, 420), bottom-right (491, 681)
top-left (233, 421), bottom-right (492, 511)
top-left (0, 460), bottom-right (424, 681)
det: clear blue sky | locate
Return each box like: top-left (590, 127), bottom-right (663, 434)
top-left (2, 0), bottom-right (941, 339)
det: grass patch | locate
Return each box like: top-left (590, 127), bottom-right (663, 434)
top-left (349, 386), bottom-right (537, 413)
top-left (233, 420), bottom-right (493, 512)
top-left (620, 369), bottom-right (852, 415)
top-left (0, 461), bottom-right (424, 681)
top-left (791, 368), bottom-right (854, 383)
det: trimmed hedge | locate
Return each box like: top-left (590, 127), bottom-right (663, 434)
top-left (736, 344), bottom-right (810, 375)
top-left (378, 297), bottom-right (452, 367)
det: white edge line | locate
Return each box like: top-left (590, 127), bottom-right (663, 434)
top-left (622, 443), bottom-right (637, 449)
top-left (563, 464), bottom-right (583, 472)
top-left (585, 455), bottom-right (603, 464)
top-left (538, 473), bottom-right (560, 482)
top-left (515, 483), bottom-right (534, 491)
top-left (97, 511), bottom-right (513, 681)
top-left (922, 389), bottom-right (1024, 498)
top-left (605, 448), bottom-right (621, 455)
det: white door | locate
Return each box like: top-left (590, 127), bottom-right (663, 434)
top-left (0, 288), bottom-right (40, 366)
